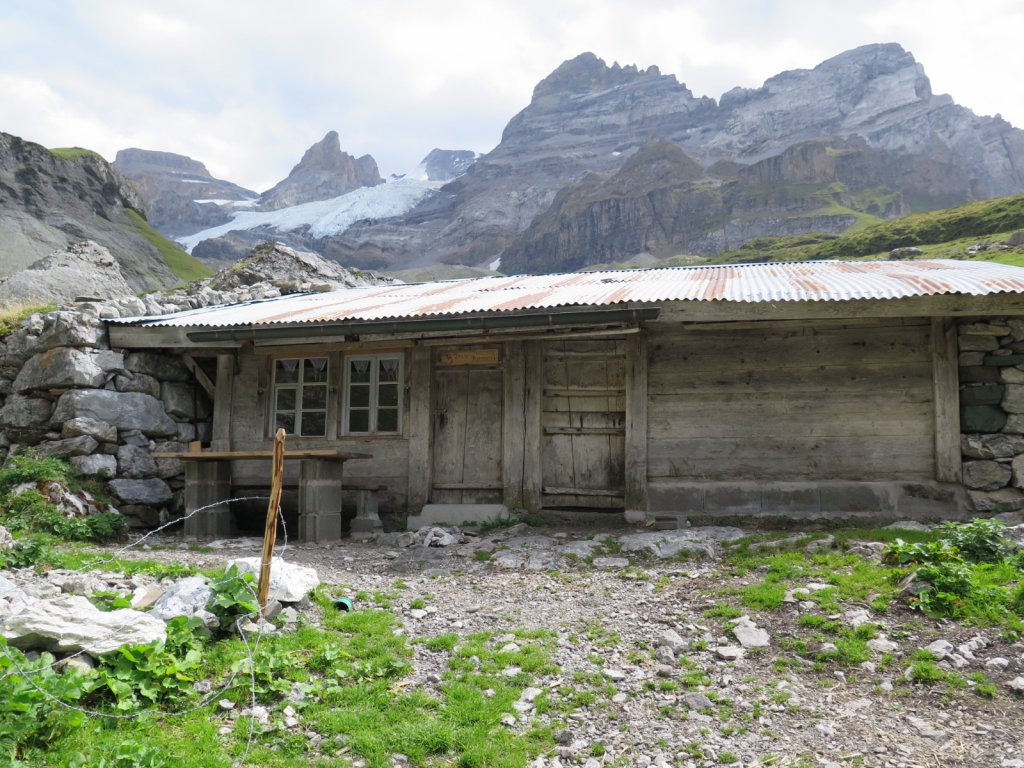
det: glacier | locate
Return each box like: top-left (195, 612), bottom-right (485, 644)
top-left (177, 177), bottom-right (441, 253)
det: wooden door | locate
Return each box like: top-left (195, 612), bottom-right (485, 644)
top-left (541, 339), bottom-right (626, 509)
top-left (431, 364), bottom-right (503, 504)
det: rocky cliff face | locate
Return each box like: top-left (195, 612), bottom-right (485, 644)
top-left (323, 44), bottom-right (1024, 273)
top-left (501, 135), bottom-right (981, 273)
top-left (113, 148), bottom-right (258, 237)
top-left (414, 149), bottom-right (477, 182)
top-left (258, 131), bottom-right (382, 211)
top-left (0, 134), bottom-right (182, 294)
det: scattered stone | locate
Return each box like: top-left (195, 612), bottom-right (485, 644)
top-left (227, 557), bottom-right (319, 603)
top-left (906, 715), bottom-right (947, 741)
top-left (150, 577), bottom-right (213, 621)
top-left (1007, 676), bottom-right (1024, 694)
top-left (923, 639), bottom-right (954, 661)
top-left (2, 595), bottom-right (165, 654)
top-left (715, 646), bottom-right (745, 661)
top-left (682, 692), bottom-right (714, 710)
top-left (731, 616), bottom-right (770, 648)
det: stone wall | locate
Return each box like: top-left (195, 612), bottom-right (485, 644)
top-left (959, 318), bottom-right (1024, 513)
top-left (0, 308), bottom-right (211, 527)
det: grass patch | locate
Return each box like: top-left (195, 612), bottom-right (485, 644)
top-left (124, 208), bottom-right (213, 283)
top-left (0, 300), bottom-right (58, 335)
top-left (49, 146), bottom-right (104, 161)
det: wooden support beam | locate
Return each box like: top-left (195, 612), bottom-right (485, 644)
top-left (406, 345), bottom-right (432, 516)
top-left (522, 341), bottom-right (543, 513)
top-left (211, 354), bottom-right (234, 451)
top-left (624, 332), bottom-right (649, 519)
top-left (181, 354), bottom-right (215, 399)
top-left (502, 341), bottom-right (527, 511)
top-left (931, 317), bottom-right (962, 483)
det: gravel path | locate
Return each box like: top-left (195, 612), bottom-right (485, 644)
top-left (103, 525), bottom-right (1024, 768)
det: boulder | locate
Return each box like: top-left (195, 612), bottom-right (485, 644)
top-left (51, 390), bottom-right (177, 437)
top-left (71, 453), bottom-right (118, 476)
top-left (2, 594), bottom-right (165, 654)
top-left (161, 381), bottom-right (208, 420)
top-left (150, 577), bottom-right (214, 621)
top-left (33, 435), bottom-right (99, 458)
top-left (114, 372), bottom-right (161, 397)
top-left (62, 416), bottom-right (118, 443)
top-left (0, 394), bottom-right (54, 442)
top-left (117, 445), bottom-right (157, 478)
top-left (124, 352), bottom-right (191, 382)
top-left (968, 488), bottom-right (1024, 513)
top-left (961, 433), bottom-right (1024, 459)
top-left (0, 525), bottom-right (13, 550)
top-left (960, 405), bottom-right (1007, 433)
top-left (108, 478), bottom-right (173, 505)
top-left (962, 460), bottom-right (1012, 491)
top-left (227, 557), bottom-right (319, 603)
top-left (13, 348), bottom-right (108, 393)
top-left (1003, 384), bottom-right (1024, 413)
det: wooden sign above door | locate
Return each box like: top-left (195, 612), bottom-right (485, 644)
top-left (439, 347), bottom-right (500, 366)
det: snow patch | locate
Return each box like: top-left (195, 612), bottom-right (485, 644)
top-left (177, 179), bottom-right (440, 253)
top-left (488, 257), bottom-right (501, 272)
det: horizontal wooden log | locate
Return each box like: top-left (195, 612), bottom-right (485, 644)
top-left (648, 362), bottom-right (931, 396)
top-left (431, 482), bottom-right (504, 490)
top-left (542, 486), bottom-right (624, 497)
top-left (544, 427), bottom-right (625, 436)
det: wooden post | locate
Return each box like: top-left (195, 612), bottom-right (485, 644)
top-left (407, 345), bottom-right (432, 515)
top-left (211, 354), bottom-right (234, 451)
top-left (502, 341), bottom-right (526, 510)
top-left (931, 317), bottom-right (962, 483)
top-left (624, 332), bottom-right (649, 522)
top-left (522, 341), bottom-right (543, 513)
top-left (257, 428), bottom-right (286, 615)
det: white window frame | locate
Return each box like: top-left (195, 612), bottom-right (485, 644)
top-left (343, 353), bottom-right (404, 435)
top-left (271, 356), bottom-right (329, 437)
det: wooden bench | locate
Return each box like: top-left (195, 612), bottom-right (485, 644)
top-left (155, 445), bottom-right (371, 543)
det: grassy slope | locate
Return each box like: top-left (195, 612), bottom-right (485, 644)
top-left (124, 209), bottom-right (214, 282)
top-left (696, 193), bottom-right (1024, 265)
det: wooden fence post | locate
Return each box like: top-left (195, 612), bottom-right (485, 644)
top-left (257, 428), bottom-right (286, 615)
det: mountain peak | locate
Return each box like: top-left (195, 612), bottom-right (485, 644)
top-left (259, 132), bottom-right (383, 211)
top-left (532, 52), bottom-right (675, 101)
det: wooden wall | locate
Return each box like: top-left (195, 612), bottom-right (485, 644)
top-left (227, 352), bottom-right (411, 516)
top-left (646, 319), bottom-right (936, 482)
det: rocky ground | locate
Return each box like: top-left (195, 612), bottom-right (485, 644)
top-left (71, 522), bottom-right (1024, 768)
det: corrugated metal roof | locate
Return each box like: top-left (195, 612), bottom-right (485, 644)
top-left (114, 259), bottom-right (1024, 329)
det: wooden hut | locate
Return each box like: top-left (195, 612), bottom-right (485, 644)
top-left (109, 260), bottom-right (1024, 537)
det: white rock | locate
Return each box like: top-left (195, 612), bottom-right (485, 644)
top-left (986, 657), bottom-right (1010, 671)
top-left (227, 557), bottom-right (319, 603)
top-left (150, 577), bottom-right (213, 621)
top-left (732, 623), bottom-right (770, 648)
top-left (867, 637), bottom-right (899, 654)
top-left (658, 628), bottom-right (687, 655)
top-left (923, 639), bottom-right (954, 660)
top-left (715, 645), bottom-right (745, 660)
top-left (2, 594), bottom-right (165, 655)
top-left (1007, 676), bottom-right (1024, 694)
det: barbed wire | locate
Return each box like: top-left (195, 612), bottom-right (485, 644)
top-left (0, 493), bottom-right (299, 767)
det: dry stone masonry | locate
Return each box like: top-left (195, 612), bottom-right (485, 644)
top-left (959, 318), bottom-right (1024, 513)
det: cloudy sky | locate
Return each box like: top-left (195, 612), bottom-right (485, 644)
top-left (2, 0), bottom-right (1021, 192)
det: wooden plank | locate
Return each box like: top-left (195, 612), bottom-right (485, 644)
top-left (625, 332), bottom-right (648, 514)
top-left (431, 368), bottom-right (468, 503)
top-left (648, 435), bottom-right (933, 481)
top-left (522, 341), bottom-right (543, 512)
top-left (439, 347), bottom-right (500, 366)
top-left (406, 345), bottom-right (432, 515)
top-left (461, 368), bottom-right (503, 487)
top-left (648, 361), bottom-right (932, 396)
top-left (932, 317), bottom-right (962, 483)
top-left (544, 427), bottom-right (624, 436)
top-left (211, 354), bottom-right (234, 451)
top-left (544, 387), bottom-right (625, 397)
top-left (502, 341), bottom-right (527, 510)
top-left (433, 482), bottom-right (504, 490)
top-left (543, 486), bottom-right (624, 497)
top-left (181, 354), bottom-right (215, 398)
top-left (154, 449), bottom-right (372, 461)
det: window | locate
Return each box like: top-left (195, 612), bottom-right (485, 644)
top-left (344, 354), bottom-right (402, 434)
top-left (272, 357), bottom-right (328, 436)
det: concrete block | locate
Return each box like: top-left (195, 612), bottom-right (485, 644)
top-left (647, 483), bottom-right (705, 513)
top-left (704, 485), bottom-right (761, 515)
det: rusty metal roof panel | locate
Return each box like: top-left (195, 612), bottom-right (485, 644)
top-left (115, 259), bottom-right (1024, 328)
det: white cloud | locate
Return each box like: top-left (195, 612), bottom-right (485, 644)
top-left (0, 1), bottom-right (1021, 191)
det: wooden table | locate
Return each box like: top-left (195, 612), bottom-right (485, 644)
top-left (155, 447), bottom-right (371, 542)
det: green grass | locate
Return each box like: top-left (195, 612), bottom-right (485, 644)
top-left (49, 146), bottom-right (105, 161)
top-left (124, 208), bottom-right (213, 282)
top-left (706, 192), bottom-right (1024, 264)
top-left (0, 300), bottom-right (58, 335)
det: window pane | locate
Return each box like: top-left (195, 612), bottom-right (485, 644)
top-left (275, 359), bottom-right (299, 383)
top-left (350, 359), bottom-right (371, 383)
top-left (301, 412), bottom-right (326, 437)
top-left (379, 358), bottom-right (400, 382)
top-left (378, 383), bottom-right (398, 407)
top-left (349, 385), bottom-right (370, 408)
top-left (377, 408), bottom-right (398, 432)
top-left (302, 386), bottom-right (327, 409)
top-left (349, 409), bottom-right (369, 433)
top-left (275, 412), bottom-right (295, 434)
top-left (305, 357), bottom-right (328, 382)
top-left (276, 388), bottom-right (296, 410)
